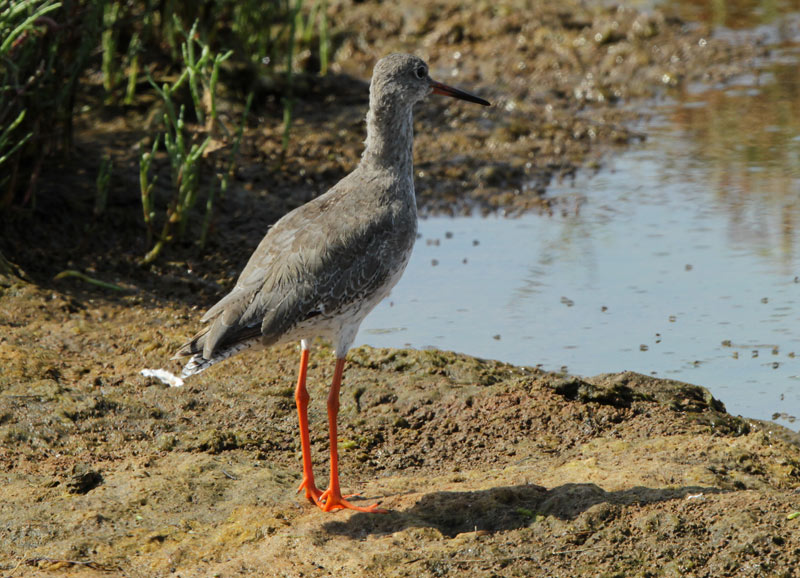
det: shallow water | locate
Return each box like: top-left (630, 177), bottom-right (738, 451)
top-left (358, 51), bottom-right (800, 430)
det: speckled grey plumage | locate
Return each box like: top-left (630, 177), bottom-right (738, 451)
top-left (175, 54), bottom-right (438, 377)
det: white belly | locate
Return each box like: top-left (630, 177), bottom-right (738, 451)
top-left (283, 242), bottom-right (415, 357)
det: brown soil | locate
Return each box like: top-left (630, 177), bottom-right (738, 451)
top-left (2, 1), bottom-right (798, 577)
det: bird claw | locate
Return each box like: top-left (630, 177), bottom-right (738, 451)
top-left (297, 478), bottom-right (324, 504)
top-left (317, 488), bottom-right (388, 513)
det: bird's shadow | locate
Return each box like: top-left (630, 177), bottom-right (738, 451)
top-left (323, 482), bottom-right (723, 538)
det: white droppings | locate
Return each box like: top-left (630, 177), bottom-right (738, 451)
top-left (141, 368), bottom-right (185, 388)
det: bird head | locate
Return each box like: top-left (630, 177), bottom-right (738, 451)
top-left (370, 53), bottom-right (490, 113)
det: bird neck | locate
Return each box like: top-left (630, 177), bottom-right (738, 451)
top-left (360, 102), bottom-right (415, 175)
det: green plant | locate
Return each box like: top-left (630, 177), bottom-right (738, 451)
top-left (123, 31), bottom-right (141, 105)
top-left (53, 269), bottom-right (125, 291)
top-left (159, 18), bottom-right (227, 128)
top-left (2, 0), bottom-right (334, 270)
top-left (299, 0), bottom-right (329, 75)
top-left (281, 0), bottom-right (330, 151)
top-left (101, 0), bottom-right (119, 101)
top-left (139, 19), bottom-right (245, 264)
top-left (1, 0), bottom-right (107, 207)
top-left (0, 111), bottom-right (32, 190)
top-left (1, 0), bottom-right (62, 205)
top-left (164, 105), bottom-right (211, 238)
top-left (139, 136), bottom-right (159, 249)
top-left (201, 89), bottom-right (254, 247)
top-left (139, 101), bottom-right (212, 265)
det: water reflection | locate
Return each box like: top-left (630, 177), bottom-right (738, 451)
top-left (661, 0), bottom-right (800, 35)
top-left (673, 59), bottom-right (800, 271)
top-left (357, 47), bottom-right (800, 430)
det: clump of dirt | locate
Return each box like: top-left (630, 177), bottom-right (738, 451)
top-left (1, 0), bottom-right (797, 576)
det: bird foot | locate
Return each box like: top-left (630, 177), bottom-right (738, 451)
top-left (317, 487), bottom-right (388, 513)
top-left (297, 477), bottom-right (324, 504)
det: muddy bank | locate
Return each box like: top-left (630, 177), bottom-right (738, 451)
top-left (1, 282), bottom-right (800, 577)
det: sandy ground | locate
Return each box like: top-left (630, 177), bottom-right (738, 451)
top-left (2, 281), bottom-right (799, 577)
top-left (2, 1), bottom-right (799, 576)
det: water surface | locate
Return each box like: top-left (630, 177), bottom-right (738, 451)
top-left (357, 52), bottom-right (800, 430)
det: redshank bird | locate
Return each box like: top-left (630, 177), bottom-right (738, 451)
top-left (173, 53), bottom-right (489, 513)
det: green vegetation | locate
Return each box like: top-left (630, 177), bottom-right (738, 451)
top-left (94, 154), bottom-right (112, 217)
top-left (0, 0), bottom-right (332, 265)
top-left (0, 0), bottom-right (88, 209)
top-left (53, 269), bottom-right (125, 291)
top-left (138, 18), bottom-right (227, 265)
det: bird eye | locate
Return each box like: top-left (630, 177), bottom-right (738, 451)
top-left (415, 65), bottom-right (427, 79)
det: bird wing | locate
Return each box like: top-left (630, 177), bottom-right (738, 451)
top-left (176, 173), bottom-right (415, 360)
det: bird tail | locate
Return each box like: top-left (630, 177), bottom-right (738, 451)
top-left (172, 327), bottom-right (210, 377)
top-left (173, 326), bottom-right (209, 359)
top-left (173, 320), bottom-right (262, 378)
top-left (178, 339), bottom-right (259, 378)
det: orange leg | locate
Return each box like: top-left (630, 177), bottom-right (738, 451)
top-left (317, 358), bottom-right (388, 513)
top-left (295, 347), bottom-right (323, 504)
